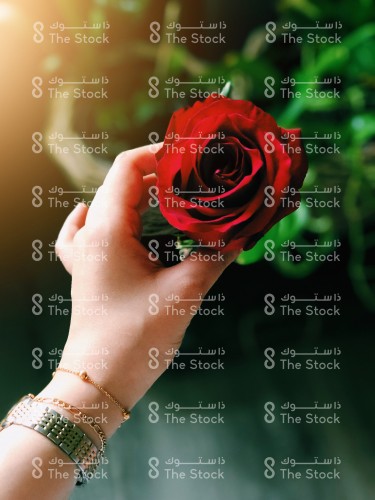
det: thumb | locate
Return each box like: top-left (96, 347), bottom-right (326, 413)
top-left (167, 248), bottom-right (240, 298)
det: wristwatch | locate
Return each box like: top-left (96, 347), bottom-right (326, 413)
top-left (0, 395), bottom-right (100, 484)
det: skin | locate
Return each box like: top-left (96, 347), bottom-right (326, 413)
top-left (0, 145), bottom-right (239, 500)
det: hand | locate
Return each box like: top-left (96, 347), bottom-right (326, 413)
top-left (40, 145), bottom-right (239, 435)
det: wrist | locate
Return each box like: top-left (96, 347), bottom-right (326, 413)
top-left (37, 371), bottom-right (124, 438)
top-left (60, 327), bottom-right (158, 411)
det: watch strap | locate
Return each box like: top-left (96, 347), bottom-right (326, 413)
top-left (0, 396), bottom-right (100, 484)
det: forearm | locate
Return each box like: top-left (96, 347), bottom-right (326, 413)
top-left (0, 372), bottom-right (124, 500)
top-left (0, 319), bottom-right (171, 500)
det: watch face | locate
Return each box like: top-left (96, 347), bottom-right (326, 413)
top-left (0, 395), bottom-right (31, 430)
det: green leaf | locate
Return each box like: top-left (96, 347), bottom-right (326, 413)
top-left (236, 205), bottom-right (309, 265)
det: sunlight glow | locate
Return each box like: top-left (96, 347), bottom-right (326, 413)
top-left (0, 3), bottom-right (16, 23)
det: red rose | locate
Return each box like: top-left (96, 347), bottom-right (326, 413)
top-left (156, 95), bottom-right (308, 251)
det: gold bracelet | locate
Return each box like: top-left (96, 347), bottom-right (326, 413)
top-left (53, 367), bottom-right (131, 424)
top-left (30, 394), bottom-right (107, 457)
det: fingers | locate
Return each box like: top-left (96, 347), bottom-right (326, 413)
top-left (55, 203), bottom-right (89, 274)
top-left (104, 145), bottom-right (158, 206)
top-left (85, 145), bottom-right (161, 235)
